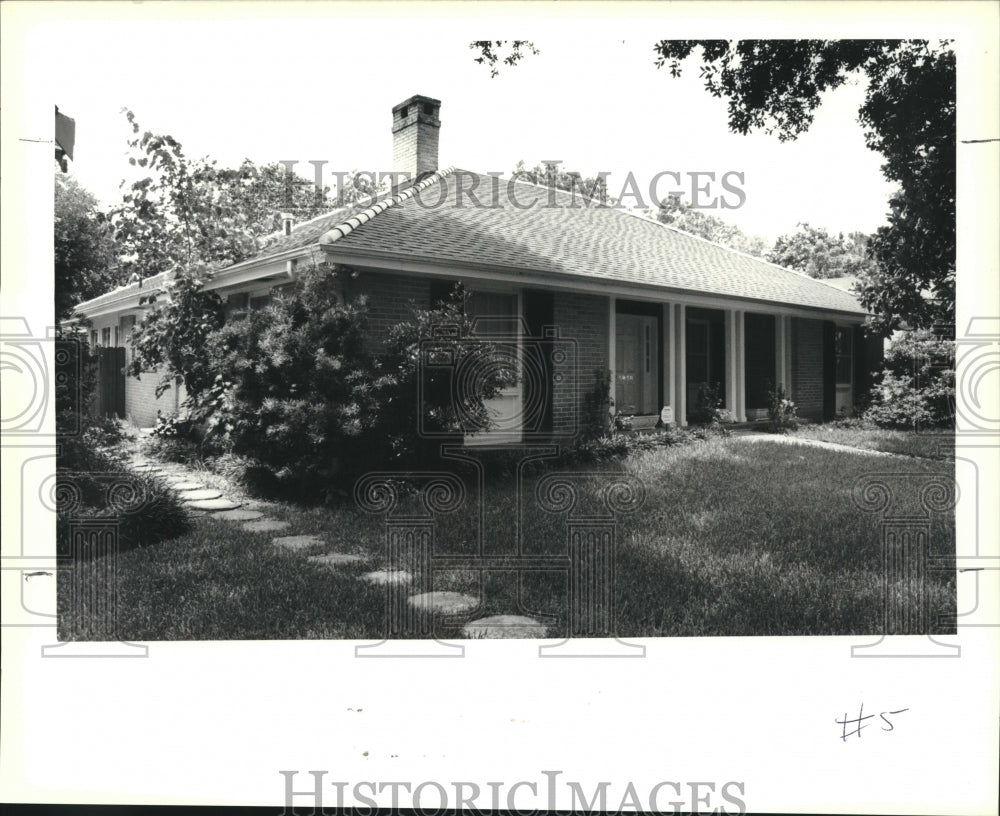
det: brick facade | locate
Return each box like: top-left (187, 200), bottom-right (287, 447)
top-left (348, 270), bottom-right (433, 355)
top-left (551, 291), bottom-right (610, 440)
top-left (791, 317), bottom-right (825, 421)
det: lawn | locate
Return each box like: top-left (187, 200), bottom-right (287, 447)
top-left (59, 433), bottom-right (956, 640)
top-left (792, 423), bottom-right (954, 460)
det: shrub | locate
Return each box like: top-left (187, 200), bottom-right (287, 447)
top-left (864, 329), bottom-right (955, 429)
top-left (187, 264), bottom-right (379, 498)
top-left (581, 368), bottom-right (613, 441)
top-left (692, 381), bottom-right (732, 434)
top-left (127, 263), bottom-right (225, 400)
top-left (369, 283), bottom-right (515, 468)
top-left (766, 380), bottom-right (799, 434)
top-left (166, 270), bottom-right (513, 501)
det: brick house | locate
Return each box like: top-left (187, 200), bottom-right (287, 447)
top-left (73, 94), bottom-right (882, 438)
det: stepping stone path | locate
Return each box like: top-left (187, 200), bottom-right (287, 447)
top-left (243, 519), bottom-right (289, 533)
top-left (462, 615), bottom-right (548, 639)
top-left (408, 591), bottom-right (479, 615)
top-left (211, 509), bottom-right (264, 522)
top-left (179, 488), bottom-right (222, 501)
top-left (308, 553), bottom-right (366, 566)
top-left (186, 497), bottom-right (241, 511)
top-left (133, 457), bottom-right (549, 639)
top-left (169, 481), bottom-right (206, 491)
top-left (273, 534), bottom-right (324, 550)
top-left (363, 570), bottom-right (413, 585)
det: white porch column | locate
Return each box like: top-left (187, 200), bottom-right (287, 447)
top-left (608, 297), bottom-right (616, 417)
top-left (674, 303), bottom-right (686, 427)
top-left (775, 315), bottom-right (790, 394)
top-left (725, 309), bottom-right (738, 418)
top-left (735, 309), bottom-right (746, 422)
top-left (663, 302), bottom-right (674, 424)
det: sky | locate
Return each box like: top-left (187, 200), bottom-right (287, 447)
top-left (27, 4), bottom-right (898, 243)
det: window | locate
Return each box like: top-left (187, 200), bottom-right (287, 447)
top-left (835, 326), bottom-right (853, 385)
top-left (101, 327), bottom-right (111, 347)
top-left (113, 326), bottom-right (119, 347)
top-left (466, 291), bottom-right (519, 336)
top-left (90, 330), bottom-right (98, 349)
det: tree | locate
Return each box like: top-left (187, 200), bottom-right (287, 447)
top-left (652, 40), bottom-right (955, 335)
top-left (54, 174), bottom-right (117, 320)
top-left (470, 41), bottom-right (539, 77)
top-left (126, 264), bottom-right (225, 399)
top-left (863, 329), bottom-right (955, 428)
top-left (654, 194), bottom-right (770, 257)
top-left (767, 223), bottom-right (876, 279)
top-left (510, 160), bottom-right (617, 206)
top-left (111, 110), bottom-right (338, 282)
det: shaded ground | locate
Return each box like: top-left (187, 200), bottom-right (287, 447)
top-left (59, 432), bottom-right (956, 640)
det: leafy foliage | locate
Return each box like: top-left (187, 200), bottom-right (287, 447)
top-left (581, 368), bottom-right (614, 440)
top-left (110, 110), bottom-right (335, 282)
top-left (511, 160), bottom-right (617, 207)
top-left (654, 40), bottom-right (955, 334)
top-left (689, 381), bottom-right (732, 434)
top-left (767, 223), bottom-right (876, 279)
top-left (766, 381), bottom-right (799, 433)
top-left (126, 264), bottom-right (225, 398)
top-left (191, 265), bottom-right (378, 495)
top-left (54, 334), bottom-right (189, 557)
top-left (54, 174), bottom-right (117, 319)
top-left (143, 270), bottom-right (514, 500)
top-left (863, 329), bottom-right (955, 429)
top-left (371, 283), bottom-right (514, 467)
top-left (470, 40), bottom-right (540, 77)
top-left (654, 194), bottom-right (770, 256)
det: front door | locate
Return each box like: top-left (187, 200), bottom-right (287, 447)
top-left (615, 313), bottom-right (658, 416)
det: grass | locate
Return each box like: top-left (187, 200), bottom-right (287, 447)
top-left (59, 433), bottom-right (956, 640)
top-left (791, 422), bottom-right (954, 460)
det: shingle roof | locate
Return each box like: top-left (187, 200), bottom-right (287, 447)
top-left (317, 169), bottom-right (865, 314)
top-left (76, 167), bottom-right (867, 316)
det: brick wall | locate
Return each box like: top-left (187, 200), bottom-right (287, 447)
top-left (791, 317), bottom-right (825, 421)
top-left (348, 270), bottom-right (433, 355)
top-left (551, 291), bottom-right (610, 440)
top-left (125, 373), bottom-right (186, 427)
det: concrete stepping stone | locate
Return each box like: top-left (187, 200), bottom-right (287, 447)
top-left (273, 534), bottom-right (324, 550)
top-left (308, 553), bottom-right (366, 566)
top-left (186, 497), bottom-right (241, 511)
top-left (169, 481), bottom-right (206, 491)
top-left (408, 591), bottom-right (479, 615)
top-left (211, 509), bottom-right (265, 521)
top-left (363, 570), bottom-right (412, 585)
top-left (179, 488), bottom-right (222, 501)
top-left (462, 615), bottom-right (548, 639)
top-left (243, 519), bottom-right (289, 533)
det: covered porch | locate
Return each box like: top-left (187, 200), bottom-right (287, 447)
top-left (611, 298), bottom-right (859, 428)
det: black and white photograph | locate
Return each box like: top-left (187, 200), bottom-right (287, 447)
top-left (2, 2), bottom-right (997, 814)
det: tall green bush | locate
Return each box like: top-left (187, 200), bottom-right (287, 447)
top-left (864, 329), bottom-right (955, 429)
top-left (195, 265), bottom-right (379, 494)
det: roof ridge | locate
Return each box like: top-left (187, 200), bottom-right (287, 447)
top-left (319, 167), bottom-right (457, 246)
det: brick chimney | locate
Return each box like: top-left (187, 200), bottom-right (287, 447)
top-left (391, 95), bottom-right (441, 187)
